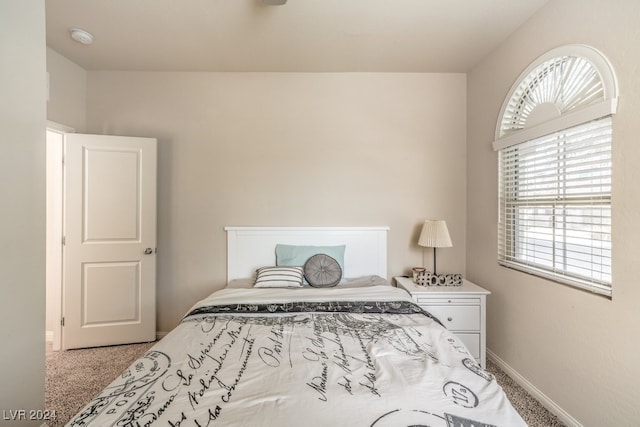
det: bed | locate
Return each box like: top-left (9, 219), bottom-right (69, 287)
top-left (67, 227), bottom-right (526, 427)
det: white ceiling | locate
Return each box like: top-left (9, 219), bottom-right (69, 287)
top-left (46, 0), bottom-right (549, 73)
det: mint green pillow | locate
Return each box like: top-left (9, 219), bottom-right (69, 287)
top-left (275, 244), bottom-right (346, 281)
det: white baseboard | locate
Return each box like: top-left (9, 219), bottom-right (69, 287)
top-left (488, 349), bottom-right (583, 427)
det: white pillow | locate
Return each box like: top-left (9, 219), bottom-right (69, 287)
top-left (254, 266), bottom-right (304, 288)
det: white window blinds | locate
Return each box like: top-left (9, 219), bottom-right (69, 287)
top-left (498, 117), bottom-right (612, 296)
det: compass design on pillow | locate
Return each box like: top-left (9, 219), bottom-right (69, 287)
top-left (303, 253), bottom-right (342, 287)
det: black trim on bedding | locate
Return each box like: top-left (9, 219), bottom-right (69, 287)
top-left (183, 300), bottom-right (443, 326)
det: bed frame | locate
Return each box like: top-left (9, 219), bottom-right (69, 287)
top-left (224, 226), bottom-right (389, 281)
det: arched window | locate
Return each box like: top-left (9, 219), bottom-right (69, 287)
top-left (493, 45), bottom-right (618, 297)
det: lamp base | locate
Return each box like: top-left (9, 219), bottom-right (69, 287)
top-left (412, 267), bottom-right (426, 282)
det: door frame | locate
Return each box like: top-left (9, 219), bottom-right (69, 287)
top-left (45, 120), bottom-right (74, 351)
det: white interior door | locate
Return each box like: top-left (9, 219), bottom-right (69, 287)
top-left (62, 134), bottom-right (157, 350)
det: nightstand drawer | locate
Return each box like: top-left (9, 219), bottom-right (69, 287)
top-left (415, 296), bottom-right (480, 306)
top-left (423, 305), bottom-right (480, 331)
top-left (456, 333), bottom-right (480, 359)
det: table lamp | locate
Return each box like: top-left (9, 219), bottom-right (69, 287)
top-left (418, 219), bottom-right (452, 275)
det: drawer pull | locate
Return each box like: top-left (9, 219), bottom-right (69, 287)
top-left (448, 300), bottom-right (452, 303)
top-left (447, 317), bottom-right (453, 322)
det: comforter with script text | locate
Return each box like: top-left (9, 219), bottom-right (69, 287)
top-left (67, 285), bottom-right (526, 427)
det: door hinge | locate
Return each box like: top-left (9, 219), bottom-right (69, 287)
top-left (60, 317), bottom-right (65, 327)
top-left (62, 236), bottom-right (66, 245)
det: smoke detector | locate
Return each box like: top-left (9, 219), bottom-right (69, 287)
top-left (70, 28), bottom-right (94, 45)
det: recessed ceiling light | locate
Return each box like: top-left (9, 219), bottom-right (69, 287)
top-left (70, 28), bottom-right (94, 45)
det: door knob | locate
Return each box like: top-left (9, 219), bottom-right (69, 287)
top-left (144, 248), bottom-right (153, 255)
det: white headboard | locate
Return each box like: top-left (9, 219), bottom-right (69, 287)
top-left (224, 226), bottom-right (389, 281)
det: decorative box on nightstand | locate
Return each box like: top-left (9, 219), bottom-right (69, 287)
top-left (394, 276), bottom-right (490, 368)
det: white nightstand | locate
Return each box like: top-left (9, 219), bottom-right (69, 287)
top-left (394, 276), bottom-right (490, 368)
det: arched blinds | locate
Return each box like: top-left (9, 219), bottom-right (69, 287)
top-left (494, 45), bottom-right (617, 150)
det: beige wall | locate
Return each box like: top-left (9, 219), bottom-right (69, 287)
top-left (467, 0), bottom-right (640, 425)
top-left (85, 72), bottom-right (467, 332)
top-left (0, 0), bottom-right (46, 423)
top-left (47, 47), bottom-right (87, 131)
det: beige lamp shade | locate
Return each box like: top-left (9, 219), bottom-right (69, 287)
top-left (418, 220), bottom-right (452, 248)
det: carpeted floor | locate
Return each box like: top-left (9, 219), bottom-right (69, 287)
top-left (46, 342), bottom-right (565, 426)
top-left (486, 359), bottom-right (565, 426)
top-left (45, 341), bottom-right (156, 427)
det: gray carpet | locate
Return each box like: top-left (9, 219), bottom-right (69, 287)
top-left (45, 341), bottom-right (155, 427)
top-left (486, 359), bottom-right (565, 427)
top-left (46, 342), bottom-right (564, 426)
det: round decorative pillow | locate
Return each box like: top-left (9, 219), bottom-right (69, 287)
top-left (303, 254), bottom-right (342, 287)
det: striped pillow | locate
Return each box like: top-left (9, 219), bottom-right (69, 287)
top-left (254, 266), bottom-right (304, 288)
